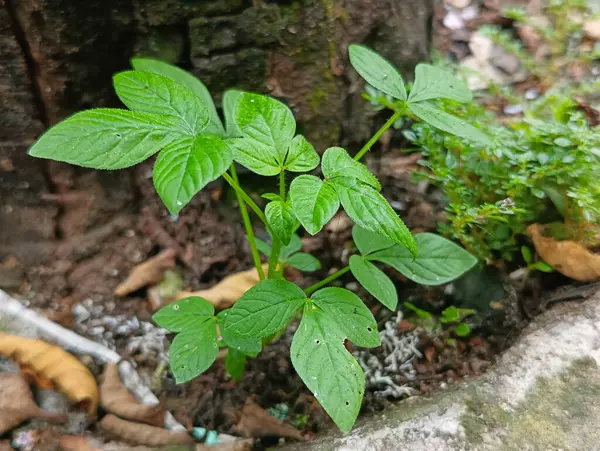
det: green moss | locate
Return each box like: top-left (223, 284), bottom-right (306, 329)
top-left (134, 27), bottom-right (184, 63)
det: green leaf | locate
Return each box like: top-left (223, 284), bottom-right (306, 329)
top-left (349, 255), bottom-right (398, 310)
top-left (291, 305), bottom-right (365, 433)
top-left (285, 135), bottom-right (320, 172)
top-left (234, 92), bottom-right (296, 167)
top-left (311, 287), bottom-right (380, 348)
top-left (369, 233), bottom-right (477, 285)
top-left (348, 44), bottom-right (407, 101)
top-left (521, 245), bottom-right (532, 265)
top-left (352, 225), bottom-right (395, 256)
top-left (223, 89), bottom-right (243, 137)
top-left (262, 193), bottom-right (282, 202)
top-left (229, 137), bottom-right (281, 176)
top-left (169, 318), bottom-right (219, 383)
top-left (455, 322), bottom-right (471, 337)
top-left (403, 302), bottom-right (432, 320)
top-left (286, 253), bottom-right (321, 272)
top-left (265, 200), bottom-right (298, 246)
top-left (332, 178), bottom-right (417, 256)
top-left (440, 306), bottom-right (460, 323)
top-left (322, 147), bottom-right (380, 190)
top-left (281, 234), bottom-right (302, 260)
top-left (113, 71), bottom-right (209, 134)
top-left (130, 58), bottom-right (224, 135)
top-left (408, 64), bottom-right (472, 104)
top-left (153, 134), bottom-right (233, 215)
top-left (152, 296), bottom-right (214, 332)
top-left (289, 175), bottom-right (340, 235)
top-left (225, 348), bottom-right (247, 381)
top-left (531, 261), bottom-right (554, 273)
top-left (29, 109), bottom-right (183, 170)
top-left (408, 103), bottom-right (492, 147)
top-left (217, 310), bottom-right (262, 354)
top-left (225, 280), bottom-right (306, 337)
top-left (255, 238), bottom-right (272, 257)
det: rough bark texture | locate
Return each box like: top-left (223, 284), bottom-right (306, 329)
top-left (0, 0), bottom-right (433, 255)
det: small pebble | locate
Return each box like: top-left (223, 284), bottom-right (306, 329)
top-left (443, 11), bottom-right (465, 30)
top-left (503, 104), bottom-right (524, 115)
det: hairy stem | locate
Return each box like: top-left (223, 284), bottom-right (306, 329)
top-left (304, 265), bottom-right (351, 295)
top-left (227, 165), bottom-right (265, 280)
top-left (354, 105), bottom-right (406, 161)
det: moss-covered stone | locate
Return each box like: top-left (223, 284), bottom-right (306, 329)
top-left (134, 26), bottom-right (185, 63)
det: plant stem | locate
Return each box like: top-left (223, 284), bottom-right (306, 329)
top-left (353, 105), bottom-right (406, 161)
top-left (222, 171), bottom-right (267, 225)
top-left (304, 265), bottom-right (350, 295)
top-left (227, 165), bottom-right (265, 280)
top-left (268, 170), bottom-right (286, 278)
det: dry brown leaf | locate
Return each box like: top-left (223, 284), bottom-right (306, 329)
top-left (115, 248), bottom-right (177, 297)
top-left (175, 264), bottom-right (268, 310)
top-left (0, 334), bottom-right (99, 417)
top-left (231, 401), bottom-right (306, 441)
top-left (0, 373), bottom-right (66, 435)
top-left (528, 224), bottom-right (600, 282)
top-left (58, 435), bottom-right (100, 451)
top-left (100, 364), bottom-right (164, 427)
top-left (99, 414), bottom-right (193, 446)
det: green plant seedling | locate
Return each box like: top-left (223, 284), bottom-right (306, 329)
top-left (28, 46), bottom-right (481, 432)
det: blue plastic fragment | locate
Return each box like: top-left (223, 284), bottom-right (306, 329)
top-left (192, 427), bottom-right (207, 440)
top-left (205, 430), bottom-right (219, 446)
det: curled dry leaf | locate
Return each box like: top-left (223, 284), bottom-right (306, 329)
top-left (100, 364), bottom-right (164, 427)
top-left (99, 414), bottom-right (193, 446)
top-left (528, 224), bottom-right (600, 282)
top-left (115, 248), bottom-right (177, 297)
top-left (0, 333), bottom-right (99, 417)
top-left (0, 372), bottom-right (66, 435)
top-left (231, 401), bottom-right (306, 441)
top-left (175, 264), bottom-right (268, 310)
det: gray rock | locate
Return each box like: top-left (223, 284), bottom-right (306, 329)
top-left (283, 291), bottom-right (600, 450)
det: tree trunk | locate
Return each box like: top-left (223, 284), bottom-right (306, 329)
top-left (0, 0), bottom-right (433, 256)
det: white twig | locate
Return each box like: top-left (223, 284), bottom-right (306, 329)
top-left (0, 290), bottom-right (185, 431)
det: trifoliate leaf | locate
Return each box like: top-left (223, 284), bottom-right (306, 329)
top-left (229, 137), bottom-right (281, 176)
top-left (332, 178), bottom-right (417, 256)
top-left (225, 280), bottom-right (306, 337)
top-left (408, 64), bottom-right (472, 104)
top-left (153, 134), bottom-right (233, 215)
top-left (310, 287), bottom-right (380, 348)
top-left (348, 44), bottom-right (407, 101)
top-left (322, 147), bottom-right (381, 190)
top-left (217, 310), bottom-right (262, 354)
top-left (291, 306), bottom-right (364, 433)
top-left (286, 253), bottom-right (321, 272)
top-left (289, 175), bottom-right (340, 235)
top-left (408, 103), bottom-right (492, 147)
top-left (223, 89), bottom-right (243, 137)
top-left (285, 135), bottom-right (320, 172)
top-left (265, 199), bottom-right (299, 246)
top-left (169, 318), bottom-right (219, 383)
top-left (152, 296), bottom-right (214, 332)
top-left (113, 71), bottom-right (209, 134)
top-left (349, 255), bottom-right (398, 310)
top-left (130, 58), bottom-right (224, 135)
top-left (368, 233), bottom-right (477, 285)
top-left (234, 92), bottom-right (296, 169)
top-left (29, 109), bottom-right (183, 170)
top-left (352, 225), bottom-right (396, 256)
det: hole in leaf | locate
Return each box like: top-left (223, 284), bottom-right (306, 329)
top-left (115, 133), bottom-right (121, 138)
top-left (173, 305), bottom-right (180, 310)
top-left (353, 307), bottom-right (358, 314)
top-left (315, 340), bottom-right (321, 345)
top-left (144, 85), bottom-right (149, 89)
top-left (345, 401), bottom-right (350, 406)
top-left (367, 327), bottom-right (372, 332)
